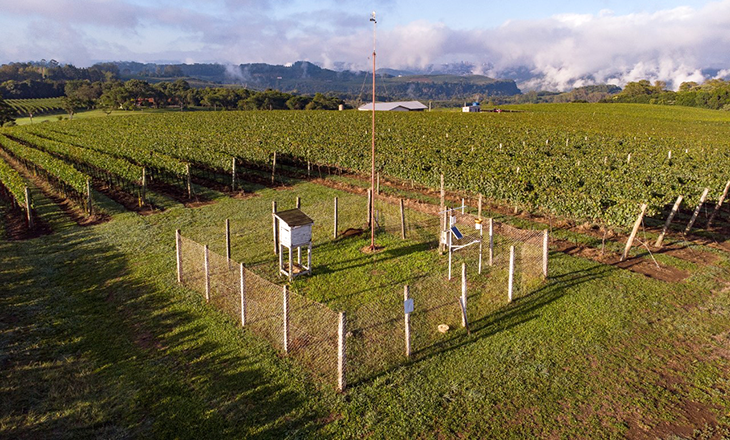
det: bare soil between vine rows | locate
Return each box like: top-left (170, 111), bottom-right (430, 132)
top-left (1, 202), bottom-right (52, 240)
top-left (0, 149), bottom-right (109, 228)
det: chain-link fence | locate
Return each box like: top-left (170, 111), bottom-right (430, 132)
top-left (340, 202), bottom-right (547, 384)
top-left (372, 195), bottom-right (441, 242)
top-left (178, 232), bottom-right (340, 385)
top-left (175, 194), bottom-right (548, 390)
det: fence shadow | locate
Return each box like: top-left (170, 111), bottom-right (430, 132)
top-left (313, 240), bottom-right (435, 278)
top-left (346, 260), bottom-right (614, 388)
top-left (0, 224), bottom-right (329, 439)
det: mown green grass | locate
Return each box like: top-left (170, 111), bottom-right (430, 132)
top-left (2, 167), bottom-right (730, 438)
top-left (12, 107), bottom-right (199, 126)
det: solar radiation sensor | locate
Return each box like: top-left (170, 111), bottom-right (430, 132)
top-left (450, 226), bottom-right (463, 240)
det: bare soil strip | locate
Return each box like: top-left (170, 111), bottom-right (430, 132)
top-left (0, 149), bottom-right (108, 226)
top-left (1, 199), bottom-right (52, 240)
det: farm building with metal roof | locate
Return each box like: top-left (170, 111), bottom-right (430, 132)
top-left (358, 101), bottom-right (427, 111)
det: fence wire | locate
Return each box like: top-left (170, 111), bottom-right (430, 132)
top-left (287, 294), bottom-right (339, 384)
top-left (209, 251), bottom-right (241, 321)
top-left (373, 196), bottom-right (441, 242)
top-left (178, 196), bottom-right (547, 390)
top-left (180, 235), bottom-right (340, 384)
top-left (346, 291), bottom-right (406, 384)
top-left (180, 236), bottom-right (205, 293)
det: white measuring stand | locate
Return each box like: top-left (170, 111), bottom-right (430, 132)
top-left (274, 208), bottom-right (314, 280)
top-left (440, 204), bottom-right (483, 280)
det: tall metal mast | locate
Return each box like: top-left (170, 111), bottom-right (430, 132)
top-left (369, 11), bottom-right (377, 250)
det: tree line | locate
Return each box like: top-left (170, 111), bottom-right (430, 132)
top-left (604, 79), bottom-right (730, 110)
top-left (0, 61), bottom-right (344, 120)
top-left (69, 78), bottom-right (344, 113)
top-left (0, 61), bottom-right (118, 99)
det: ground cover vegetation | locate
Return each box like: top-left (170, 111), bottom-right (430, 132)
top-left (10, 103), bottom-right (730, 227)
top-left (1, 103), bottom-right (729, 438)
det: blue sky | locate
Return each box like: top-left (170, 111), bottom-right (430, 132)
top-left (0, 0), bottom-right (728, 90)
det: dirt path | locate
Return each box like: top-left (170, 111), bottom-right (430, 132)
top-left (0, 149), bottom-right (108, 227)
top-left (0, 194), bottom-right (52, 240)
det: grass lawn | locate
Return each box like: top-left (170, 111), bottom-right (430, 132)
top-left (12, 107), bottom-right (208, 126)
top-left (2, 175), bottom-right (730, 438)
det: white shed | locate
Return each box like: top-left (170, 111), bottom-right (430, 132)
top-left (274, 208), bottom-right (314, 279)
top-left (462, 102), bottom-right (481, 112)
top-left (358, 101), bottom-right (428, 111)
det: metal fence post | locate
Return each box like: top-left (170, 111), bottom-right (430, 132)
top-left (400, 198), bottom-right (406, 239)
top-left (283, 285), bottom-right (289, 354)
top-left (338, 312), bottom-right (346, 392)
top-left (334, 196), bottom-right (338, 239)
top-left (542, 229), bottom-right (549, 279)
top-left (508, 245), bottom-right (515, 303)
top-left (461, 263), bottom-right (467, 327)
top-left (225, 219), bottom-right (231, 262)
top-left (404, 285), bottom-right (411, 357)
top-left (489, 218), bottom-right (494, 266)
top-left (272, 200), bottom-right (278, 255)
top-left (204, 244), bottom-right (210, 303)
top-left (240, 263), bottom-right (246, 326)
top-left (176, 229), bottom-right (182, 283)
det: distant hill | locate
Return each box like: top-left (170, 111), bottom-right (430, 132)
top-left (113, 61), bottom-right (521, 101)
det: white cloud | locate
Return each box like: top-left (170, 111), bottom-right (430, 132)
top-left (1, 0), bottom-right (729, 91)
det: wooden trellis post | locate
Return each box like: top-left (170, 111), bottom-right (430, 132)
top-left (708, 180), bottom-right (730, 227)
top-left (685, 188), bottom-right (709, 235)
top-left (271, 152), bottom-right (277, 185)
top-left (621, 203), bottom-right (647, 262)
top-left (24, 186), bottom-right (33, 229)
top-left (140, 167), bottom-right (146, 206)
top-left (86, 178), bottom-right (93, 215)
top-left (655, 195), bottom-right (683, 248)
top-left (231, 157), bottom-right (236, 191)
top-left (186, 163), bottom-right (192, 199)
